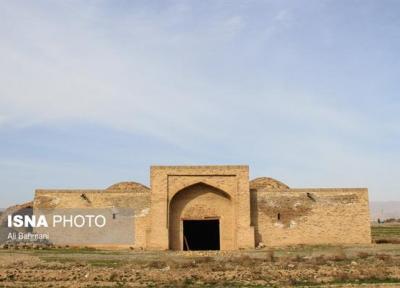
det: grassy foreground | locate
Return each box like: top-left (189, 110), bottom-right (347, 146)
top-left (0, 224), bottom-right (399, 287)
top-left (0, 243), bottom-right (400, 288)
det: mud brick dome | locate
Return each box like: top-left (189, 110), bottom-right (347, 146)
top-left (33, 165), bottom-right (371, 250)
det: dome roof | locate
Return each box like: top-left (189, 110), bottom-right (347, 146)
top-left (250, 177), bottom-right (289, 190)
top-left (106, 182), bottom-right (150, 193)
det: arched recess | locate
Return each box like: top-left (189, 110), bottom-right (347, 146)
top-left (168, 182), bottom-right (234, 250)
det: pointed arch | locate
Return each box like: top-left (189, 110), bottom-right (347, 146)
top-left (168, 182), bottom-right (234, 250)
top-left (170, 182), bottom-right (231, 204)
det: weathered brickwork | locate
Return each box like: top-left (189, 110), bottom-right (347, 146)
top-left (250, 178), bottom-right (371, 246)
top-left (31, 166), bottom-right (371, 250)
top-left (34, 182), bottom-right (150, 249)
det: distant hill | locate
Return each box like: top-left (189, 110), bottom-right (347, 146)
top-left (370, 201), bottom-right (400, 221)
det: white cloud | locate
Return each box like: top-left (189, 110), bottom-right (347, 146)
top-left (0, 1), bottom-right (399, 203)
top-left (0, 1), bottom-right (255, 144)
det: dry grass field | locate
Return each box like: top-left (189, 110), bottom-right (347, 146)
top-left (372, 223), bottom-right (400, 244)
top-left (0, 224), bottom-right (399, 288)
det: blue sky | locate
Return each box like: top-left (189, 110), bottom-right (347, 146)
top-left (1, 0), bottom-right (399, 207)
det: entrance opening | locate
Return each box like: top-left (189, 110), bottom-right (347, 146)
top-left (183, 219), bottom-right (220, 250)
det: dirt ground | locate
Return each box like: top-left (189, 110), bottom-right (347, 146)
top-left (0, 243), bottom-right (400, 288)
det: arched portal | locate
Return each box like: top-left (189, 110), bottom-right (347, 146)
top-left (169, 182), bottom-right (234, 250)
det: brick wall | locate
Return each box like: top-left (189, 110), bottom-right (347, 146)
top-left (31, 169), bottom-right (372, 250)
top-left (33, 183), bottom-right (150, 249)
top-left (251, 187), bottom-right (371, 246)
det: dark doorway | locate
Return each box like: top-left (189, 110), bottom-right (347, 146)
top-left (183, 219), bottom-right (220, 250)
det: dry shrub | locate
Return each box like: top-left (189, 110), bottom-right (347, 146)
top-left (331, 254), bottom-right (347, 262)
top-left (336, 271), bottom-right (352, 282)
top-left (147, 260), bottom-right (167, 269)
top-left (360, 266), bottom-right (391, 282)
top-left (293, 255), bottom-right (306, 262)
top-left (266, 249), bottom-right (276, 262)
top-left (375, 239), bottom-right (400, 244)
top-left (183, 277), bottom-right (195, 285)
top-left (109, 272), bottom-right (119, 282)
top-left (328, 249), bottom-right (347, 262)
top-left (314, 255), bottom-right (328, 265)
top-left (210, 262), bottom-right (230, 272)
top-left (376, 253), bottom-right (392, 261)
top-left (357, 252), bottom-right (370, 259)
top-left (82, 246), bottom-right (96, 251)
top-left (195, 256), bottom-right (214, 264)
top-left (375, 239), bottom-right (389, 244)
top-left (229, 255), bottom-right (255, 266)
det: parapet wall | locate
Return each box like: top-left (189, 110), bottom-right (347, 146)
top-left (251, 188), bottom-right (371, 246)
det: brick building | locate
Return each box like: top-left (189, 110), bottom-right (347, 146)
top-left (33, 165), bottom-right (371, 250)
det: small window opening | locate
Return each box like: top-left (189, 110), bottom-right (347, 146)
top-left (112, 213), bottom-right (116, 219)
top-left (277, 213), bottom-right (281, 221)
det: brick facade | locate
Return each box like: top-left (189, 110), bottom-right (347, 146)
top-left (33, 165), bottom-right (371, 249)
